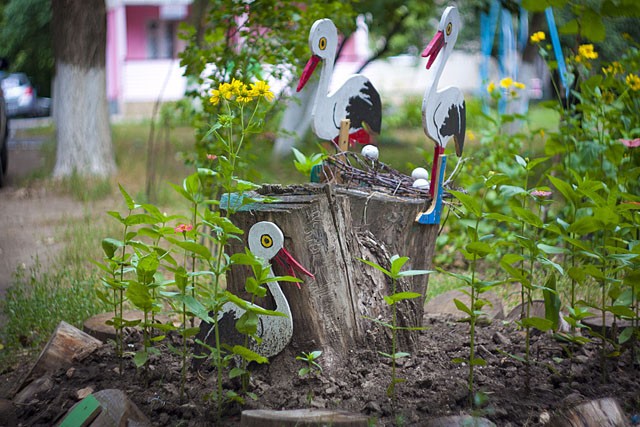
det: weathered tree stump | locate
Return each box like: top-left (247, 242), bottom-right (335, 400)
top-left (83, 310), bottom-right (170, 342)
top-left (550, 397), bottom-right (627, 427)
top-left (226, 184), bottom-right (438, 368)
top-left (425, 415), bottom-right (496, 427)
top-left (14, 321), bottom-right (102, 395)
top-left (241, 409), bottom-right (369, 427)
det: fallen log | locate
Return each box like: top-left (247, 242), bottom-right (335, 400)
top-left (550, 397), bottom-right (627, 427)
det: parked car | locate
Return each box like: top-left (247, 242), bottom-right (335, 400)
top-left (0, 83), bottom-right (8, 187)
top-left (0, 72), bottom-right (49, 117)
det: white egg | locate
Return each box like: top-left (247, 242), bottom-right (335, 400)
top-left (413, 178), bottom-right (429, 190)
top-left (411, 167), bottom-right (429, 180)
top-left (361, 144), bottom-right (379, 160)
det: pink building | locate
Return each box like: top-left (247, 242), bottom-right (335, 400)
top-left (106, 0), bottom-right (192, 116)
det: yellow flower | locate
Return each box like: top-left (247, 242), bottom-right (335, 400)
top-left (626, 74), bottom-right (640, 91)
top-left (577, 44), bottom-right (598, 61)
top-left (513, 81), bottom-right (526, 90)
top-left (230, 78), bottom-right (244, 96)
top-left (218, 82), bottom-right (234, 100)
top-left (499, 77), bottom-right (513, 88)
top-left (487, 82), bottom-right (496, 94)
top-left (539, 129), bottom-right (545, 139)
top-left (250, 80), bottom-right (275, 102)
top-left (466, 130), bottom-right (476, 141)
top-left (530, 31), bottom-right (546, 44)
top-left (237, 86), bottom-right (255, 103)
top-left (603, 61), bottom-right (623, 76)
top-left (209, 89), bottom-right (221, 106)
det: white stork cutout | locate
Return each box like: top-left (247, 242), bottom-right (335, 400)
top-left (416, 6), bottom-right (466, 225)
top-left (196, 221), bottom-right (314, 364)
top-left (297, 18), bottom-right (382, 148)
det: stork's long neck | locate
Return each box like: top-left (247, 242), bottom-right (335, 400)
top-left (312, 52), bottom-right (335, 124)
top-left (424, 44), bottom-right (450, 108)
top-left (265, 267), bottom-right (292, 318)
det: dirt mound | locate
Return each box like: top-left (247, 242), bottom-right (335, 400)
top-left (1, 315), bottom-right (638, 426)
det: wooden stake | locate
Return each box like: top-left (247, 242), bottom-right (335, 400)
top-left (338, 119), bottom-right (350, 152)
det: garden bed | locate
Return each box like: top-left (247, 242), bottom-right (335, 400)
top-left (1, 314), bottom-right (638, 426)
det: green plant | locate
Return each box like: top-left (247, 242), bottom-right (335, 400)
top-left (296, 350), bottom-right (323, 378)
top-left (358, 255), bottom-right (431, 410)
top-left (0, 261), bottom-right (107, 366)
top-left (296, 350), bottom-right (323, 405)
top-left (441, 174), bottom-right (504, 406)
top-left (291, 147), bottom-right (325, 178)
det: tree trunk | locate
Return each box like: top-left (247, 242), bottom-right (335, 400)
top-left (51, 0), bottom-right (116, 178)
top-left (226, 184), bottom-right (438, 370)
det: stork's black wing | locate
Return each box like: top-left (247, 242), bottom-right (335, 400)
top-left (346, 80), bottom-right (382, 134)
top-left (440, 100), bottom-right (466, 156)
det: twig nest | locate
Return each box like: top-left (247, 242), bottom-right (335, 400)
top-left (361, 144), bottom-right (379, 161)
top-left (411, 167), bottom-right (429, 180)
top-left (413, 178), bottom-right (429, 190)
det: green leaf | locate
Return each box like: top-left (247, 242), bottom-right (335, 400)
top-left (136, 253), bottom-right (159, 285)
top-left (450, 190), bottom-right (482, 217)
top-left (389, 255), bottom-right (410, 277)
top-left (548, 175), bottom-right (578, 207)
top-left (619, 327), bottom-right (635, 344)
top-left (124, 214), bottom-right (158, 226)
top-left (118, 184), bottom-right (137, 210)
top-left (470, 357), bottom-right (486, 366)
top-left (231, 345), bottom-right (268, 364)
top-left (225, 292), bottom-right (287, 317)
top-left (581, 9), bottom-right (606, 41)
top-left (229, 367), bottom-right (247, 379)
top-left (454, 298), bottom-right (473, 316)
top-left (466, 241), bottom-right (493, 257)
top-left (606, 305), bottom-right (635, 318)
top-left (127, 281), bottom-right (153, 311)
top-left (358, 258), bottom-right (391, 277)
top-left (133, 351), bottom-right (148, 368)
top-left (383, 292), bottom-right (422, 305)
top-left (568, 216), bottom-right (602, 235)
top-left (521, 316), bottom-right (553, 332)
top-left (511, 206), bottom-right (543, 228)
top-left (172, 240), bottom-right (212, 260)
top-left (397, 269), bottom-right (433, 278)
top-left (537, 244), bottom-right (567, 255)
top-left (101, 238), bottom-right (123, 259)
top-left (236, 312), bottom-right (259, 336)
top-left (543, 274), bottom-right (560, 331)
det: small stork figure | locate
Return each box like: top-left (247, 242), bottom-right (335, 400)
top-left (195, 221), bottom-right (314, 365)
top-left (416, 6), bottom-right (466, 225)
top-left (297, 18), bottom-right (382, 148)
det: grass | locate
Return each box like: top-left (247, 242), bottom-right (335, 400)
top-left (0, 99), bottom-right (560, 362)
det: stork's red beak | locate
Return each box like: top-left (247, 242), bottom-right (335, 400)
top-left (274, 247), bottom-right (315, 289)
top-left (297, 55), bottom-right (321, 92)
top-left (422, 30), bottom-right (444, 69)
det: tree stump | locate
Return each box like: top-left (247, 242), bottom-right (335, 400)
top-left (14, 321), bottom-right (102, 396)
top-left (241, 409), bottom-right (369, 427)
top-left (550, 398), bottom-right (627, 427)
top-left (226, 183), bottom-right (438, 369)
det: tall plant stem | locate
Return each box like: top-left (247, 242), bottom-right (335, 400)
top-left (390, 278), bottom-right (398, 411)
top-left (212, 240), bottom-right (226, 421)
top-left (468, 254), bottom-right (477, 406)
top-left (600, 230), bottom-right (608, 383)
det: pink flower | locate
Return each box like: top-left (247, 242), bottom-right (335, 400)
top-left (531, 190), bottom-right (552, 199)
top-left (206, 154), bottom-right (218, 161)
top-left (175, 224), bottom-right (193, 233)
top-left (619, 138), bottom-right (640, 148)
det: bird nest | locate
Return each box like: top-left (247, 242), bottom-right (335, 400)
top-left (317, 151), bottom-right (434, 199)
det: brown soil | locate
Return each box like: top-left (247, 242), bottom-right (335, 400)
top-left (1, 315), bottom-right (639, 426)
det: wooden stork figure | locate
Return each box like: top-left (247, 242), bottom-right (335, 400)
top-left (297, 18), bottom-right (382, 150)
top-left (416, 6), bottom-right (466, 225)
top-left (196, 221), bottom-right (314, 364)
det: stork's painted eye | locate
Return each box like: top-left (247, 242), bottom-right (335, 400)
top-left (446, 23), bottom-right (452, 36)
top-left (318, 37), bottom-right (327, 50)
top-left (261, 234), bottom-right (273, 248)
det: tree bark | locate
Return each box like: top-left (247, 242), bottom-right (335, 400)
top-left (51, 0), bottom-right (116, 178)
top-left (226, 184), bottom-right (438, 370)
